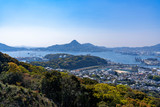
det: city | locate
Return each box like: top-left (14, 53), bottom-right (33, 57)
top-left (47, 62), bottom-right (160, 97)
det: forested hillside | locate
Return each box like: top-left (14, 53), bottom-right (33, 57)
top-left (0, 52), bottom-right (160, 107)
top-left (31, 54), bottom-right (108, 70)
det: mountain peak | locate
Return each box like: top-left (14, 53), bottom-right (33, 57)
top-left (69, 40), bottom-right (80, 45)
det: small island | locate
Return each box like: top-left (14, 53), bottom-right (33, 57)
top-left (31, 53), bottom-right (108, 70)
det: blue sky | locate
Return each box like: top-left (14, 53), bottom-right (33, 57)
top-left (0, 0), bottom-right (160, 47)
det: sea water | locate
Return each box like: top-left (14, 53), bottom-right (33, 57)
top-left (3, 51), bottom-right (160, 66)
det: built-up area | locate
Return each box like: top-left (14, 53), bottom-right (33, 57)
top-left (69, 64), bottom-right (160, 93)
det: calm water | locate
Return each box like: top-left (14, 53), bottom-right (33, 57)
top-left (3, 51), bottom-right (160, 66)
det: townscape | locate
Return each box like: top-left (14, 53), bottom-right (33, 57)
top-left (15, 52), bottom-right (160, 96)
top-left (43, 59), bottom-right (160, 98)
top-left (71, 65), bottom-right (160, 91)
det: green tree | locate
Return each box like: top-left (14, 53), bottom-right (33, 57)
top-left (41, 71), bottom-right (62, 105)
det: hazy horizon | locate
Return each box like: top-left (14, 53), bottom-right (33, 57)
top-left (0, 0), bottom-right (160, 47)
top-left (1, 39), bottom-right (160, 48)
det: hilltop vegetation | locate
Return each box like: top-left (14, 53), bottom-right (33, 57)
top-left (0, 82), bottom-right (54, 107)
top-left (0, 52), bottom-right (54, 106)
top-left (31, 54), bottom-right (108, 70)
top-left (0, 52), bottom-right (160, 106)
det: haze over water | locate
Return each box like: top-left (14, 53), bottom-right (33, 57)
top-left (3, 51), bottom-right (160, 67)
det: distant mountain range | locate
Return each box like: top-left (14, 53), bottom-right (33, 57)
top-left (112, 44), bottom-right (160, 52)
top-left (34, 40), bottom-right (109, 52)
top-left (0, 40), bottom-right (160, 52)
top-left (0, 43), bottom-right (27, 51)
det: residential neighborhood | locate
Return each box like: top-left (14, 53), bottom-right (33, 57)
top-left (68, 64), bottom-right (160, 93)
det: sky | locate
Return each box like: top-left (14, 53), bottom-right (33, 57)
top-left (0, 0), bottom-right (160, 47)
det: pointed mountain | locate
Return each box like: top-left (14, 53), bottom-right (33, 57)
top-left (35, 40), bottom-right (109, 52)
top-left (69, 40), bottom-right (81, 45)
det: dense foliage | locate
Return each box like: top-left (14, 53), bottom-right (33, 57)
top-left (0, 82), bottom-right (54, 107)
top-left (0, 52), bottom-right (160, 107)
top-left (31, 54), bottom-right (108, 70)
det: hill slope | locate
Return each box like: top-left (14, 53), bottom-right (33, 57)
top-left (0, 52), bottom-right (55, 106)
top-left (0, 52), bottom-right (160, 106)
top-left (0, 43), bottom-right (27, 51)
top-left (0, 82), bottom-right (54, 107)
top-left (31, 54), bottom-right (108, 70)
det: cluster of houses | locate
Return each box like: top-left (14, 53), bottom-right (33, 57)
top-left (70, 65), bottom-right (160, 92)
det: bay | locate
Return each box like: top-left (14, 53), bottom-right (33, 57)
top-left (2, 51), bottom-right (160, 66)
